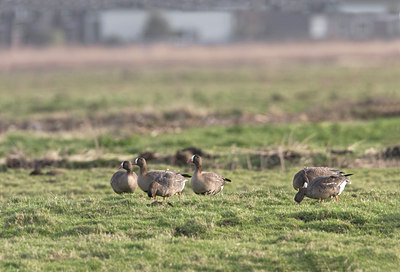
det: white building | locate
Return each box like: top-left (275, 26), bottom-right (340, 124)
top-left (100, 10), bottom-right (234, 44)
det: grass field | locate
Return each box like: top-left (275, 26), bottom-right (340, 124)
top-left (1, 167), bottom-right (400, 271)
top-left (1, 43), bottom-right (400, 271)
top-left (1, 63), bottom-right (400, 120)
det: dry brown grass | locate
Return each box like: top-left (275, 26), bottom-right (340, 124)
top-left (1, 41), bottom-right (400, 71)
top-left (1, 97), bottom-right (399, 135)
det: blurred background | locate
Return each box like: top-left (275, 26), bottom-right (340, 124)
top-left (1, 0), bottom-right (400, 46)
top-left (0, 0), bottom-right (400, 171)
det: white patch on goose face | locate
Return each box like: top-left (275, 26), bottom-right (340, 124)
top-left (135, 158), bottom-right (139, 164)
top-left (303, 182), bottom-right (308, 188)
top-left (190, 155), bottom-right (195, 162)
top-left (120, 162), bottom-right (124, 167)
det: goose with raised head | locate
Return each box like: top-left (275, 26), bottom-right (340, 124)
top-left (188, 154), bottom-right (231, 195)
top-left (133, 157), bottom-right (191, 196)
top-left (110, 161), bottom-right (138, 194)
top-left (293, 167), bottom-right (347, 191)
top-left (294, 174), bottom-right (352, 204)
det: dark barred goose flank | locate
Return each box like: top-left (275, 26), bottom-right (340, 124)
top-left (292, 167), bottom-right (349, 191)
top-left (133, 157), bottom-right (190, 198)
top-left (147, 173), bottom-right (188, 200)
top-left (110, 161), bottom-right (138, 194)
top-left (294, 174), bottom-right (352, 204)
top-left (188, 154), bottom-right (231, 195)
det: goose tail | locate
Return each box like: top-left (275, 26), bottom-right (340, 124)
top-left (344, 173), bottom-right (353, 184)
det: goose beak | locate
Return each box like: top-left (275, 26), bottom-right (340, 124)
top-left (131, 161), bottom-right (136, 165)
top-left (118, 165), bottom-right (122, 169)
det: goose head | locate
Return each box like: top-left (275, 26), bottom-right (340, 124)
top-left (119, 161), bottom-right (133, 171)
top-left (132, 157), bottom-right (146, 168)
top-left (187, 154), bottom-right (202, 167)
top-left (294, 188), bottom-right (306, 204)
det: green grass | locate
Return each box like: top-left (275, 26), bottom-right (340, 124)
top-left (2, 117), bottom-right (400, 167)
top-left (1, 167), bottom-right (400, 271)
top-left (1, 60), bottom-right (400, 270)
top-left (1, 63), bottom-right (400, 119)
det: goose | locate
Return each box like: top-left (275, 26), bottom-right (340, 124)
top-left (147, 172), bottom-right (188, 200)
top-left (292, 167), bottom-right (347, 191)
top-left (110, 161), bottom-right (138, 194)
top-left (188, 154), bottom-right (231, 195)
top-left (133, 157), bottom-right (191, 195)
top-left (294, 174), bottom-right (352, 204)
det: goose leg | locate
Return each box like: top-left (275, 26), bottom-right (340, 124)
top-left (163, 196), bottom-right (166, 201)
top-left (335, 196), bottom-right (338, 202)
top-left (178, 192), bottom-right (181, 199)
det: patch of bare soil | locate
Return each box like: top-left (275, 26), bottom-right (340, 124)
top-left (136, 147), bottom-right (209, 166)
top-left (305, 97), bottom-right (400, 122)
top-left (5, 147), bottom-right (209, 170)
top-left (382, 146), bottom-right (400, 159)
top-left (1, 41), bottom-right (400, 71)
top-left (1, 97), bottom-right (400, 134)
top-left (5, 145), bottom-right (400, 171)
top-left (345, 145), bottom-right (400, 168)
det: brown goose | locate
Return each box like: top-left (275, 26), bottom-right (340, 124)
top-left (188, 154), bottom-right (231, 195)
top-left (147, 172), bottom-right (188, 200)
top-left (133, 157), bottom-right (191, 195)
top-left (292, 167), bottom-right (347, 191)
top-left (110, 161), bottom-right (138, 194)
top-left (294, 174), bottom-right (352, 204)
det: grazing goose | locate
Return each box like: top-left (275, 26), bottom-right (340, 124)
top-left (110, 161), bottom-right (138, 194)
top-left (294, 174), bottom-right (352, 204)
top-left (133, 157), bottom-right (191, 195)
top-left (188, 154), bottom-right (231, 195)
top-left (292, 167), bottom-right (347, 191)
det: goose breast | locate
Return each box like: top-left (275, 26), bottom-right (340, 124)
top-left (110, 171), bottom-right (138, 194)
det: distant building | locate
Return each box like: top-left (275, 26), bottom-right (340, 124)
top-left (325, 13), bottom-right (400, 40)
top-left (235, 11), bottom-right (311, 41)
top-left (319, 1), bottom-right (400, 40)
top-left (100, 10), bottom-right (234, 44)
top-left (0, 0), bottom-right (399, 47)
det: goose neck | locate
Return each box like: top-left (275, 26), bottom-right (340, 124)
top-left (195, 164), bottom-right (202, 174)
top-left (127, 166), bottom-right (134, 175)
top-left (139, 163), bottom-right (147, 176)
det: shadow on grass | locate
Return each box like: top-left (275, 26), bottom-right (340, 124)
top-left (174, 218), bottom-right (212, 238)
top-left (289, 210), bottom-right (367, 233)
top-left (288, 249), bottom-right (357, 272)
top-left (291, 210), bottom-right (366, 225)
